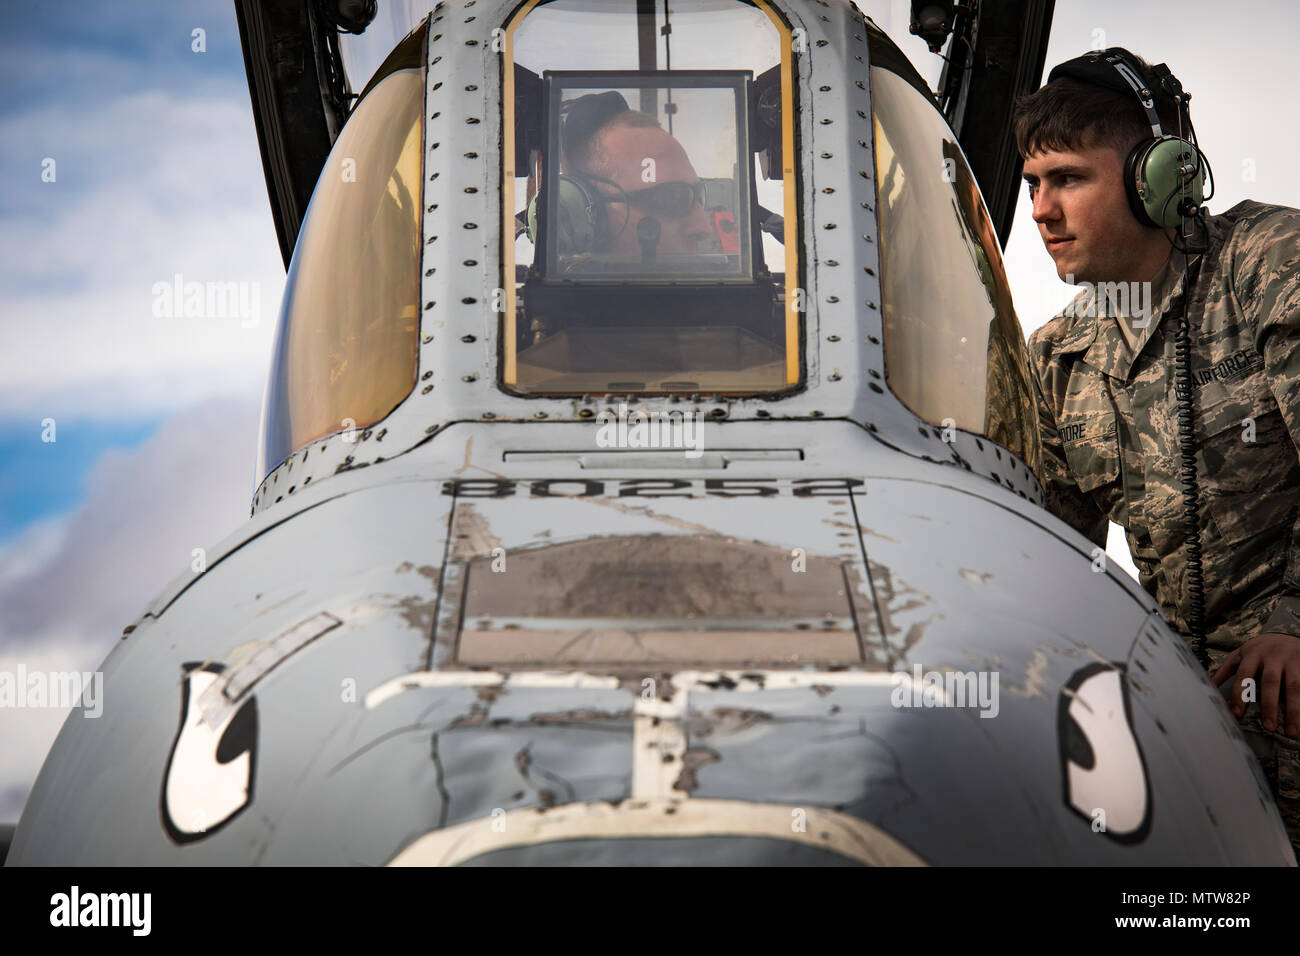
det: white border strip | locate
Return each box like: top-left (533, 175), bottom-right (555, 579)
top-left (387, 798), bottom-right (926, 866)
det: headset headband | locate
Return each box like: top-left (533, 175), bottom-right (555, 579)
top-left (560, 91), bottom-right (630, 169)
top-left (1047, 47), bottom-right (1187, 140)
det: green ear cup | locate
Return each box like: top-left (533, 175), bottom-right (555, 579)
top-left (1130, 137), bottom-right (1206, 229)
top-left (553, 175), bottom-right (598, 255)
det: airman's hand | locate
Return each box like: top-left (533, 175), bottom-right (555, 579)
top-left (1210, 632), bottom-right (1300, 737)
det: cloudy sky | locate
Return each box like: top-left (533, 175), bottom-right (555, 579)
top-left (2, 0), bottom-right (1298, 825)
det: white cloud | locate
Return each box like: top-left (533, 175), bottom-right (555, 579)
top-left (0, 644), bottom-right (113, 826)
top-left (0, 87), bottom-right (285, 421)
top-left (2, 90), bottom-right (268, 220)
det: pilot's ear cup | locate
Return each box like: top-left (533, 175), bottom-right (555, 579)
top-left (1123, 138), bottom-right (1160, 228)
top-left (1126, 137), bottom-right (1206, 229)
top-left (553, 174), bottom-right (599, 255)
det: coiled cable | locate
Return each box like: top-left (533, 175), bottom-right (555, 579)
top-left (1173, 282), bottom-right (1210, 667)
top-left (1168, 98), bottom-right (1213, 668)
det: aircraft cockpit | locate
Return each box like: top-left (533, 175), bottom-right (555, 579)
top-left (255, 0), bottom-right (1040, 493)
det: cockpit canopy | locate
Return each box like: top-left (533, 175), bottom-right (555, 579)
top-left (257, 2), bottom-right (1039, 486)
top-left (258, 24), bottom-right (425, 482)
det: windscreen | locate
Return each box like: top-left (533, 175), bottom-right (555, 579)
top-left (544, 74), bottom-right (752, 281)
top-left (503, 0), bottom-right (799, 396)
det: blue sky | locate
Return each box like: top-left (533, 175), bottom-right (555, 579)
top-left (0, 419), bottom-right (159, 540)
top-left (3, 0), bottom-right (1300, 825)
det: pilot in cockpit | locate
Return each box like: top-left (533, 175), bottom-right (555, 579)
top-left (557, 91), bottom-right (715, 262)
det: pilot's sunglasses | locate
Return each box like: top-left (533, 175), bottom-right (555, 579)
top-left (621, 180), bottom-right (707, 219)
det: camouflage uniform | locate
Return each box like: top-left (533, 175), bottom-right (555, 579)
top-left (1027, 200), bottom-right (1300, 856)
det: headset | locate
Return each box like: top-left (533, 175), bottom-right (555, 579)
top-left (547, 172), bottom-right (624, 255)
top-left (525, 173), bottom-right (624, 254)
top-left (1047, 47), bottom-right (1215, 666)
top-left (1047, 48), bottom-right (1211, 230)
top-left (527, 91), bottom-right (635, 256)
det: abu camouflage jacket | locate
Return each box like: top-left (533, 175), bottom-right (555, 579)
top-left (1028, 200), bottom-right (1300, 654)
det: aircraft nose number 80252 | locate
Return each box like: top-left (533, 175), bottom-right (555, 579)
top-left (441, 479), bottom-right (866, 498)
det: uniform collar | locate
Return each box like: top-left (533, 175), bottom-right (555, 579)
top-left (1054, 305), bottom-right (1099, 355)
top-left (1058, 241), bottom-right (1196, 381)
top-left (1112, 247), bottom-right (1190, 370)
top-left (1081, 305), bottom-right (1133, 381)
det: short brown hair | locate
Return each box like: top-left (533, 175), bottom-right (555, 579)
top-left (1013, 53), bottom-right (1183, 159)
top-left (567, 110), bottom-right (661, 177)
